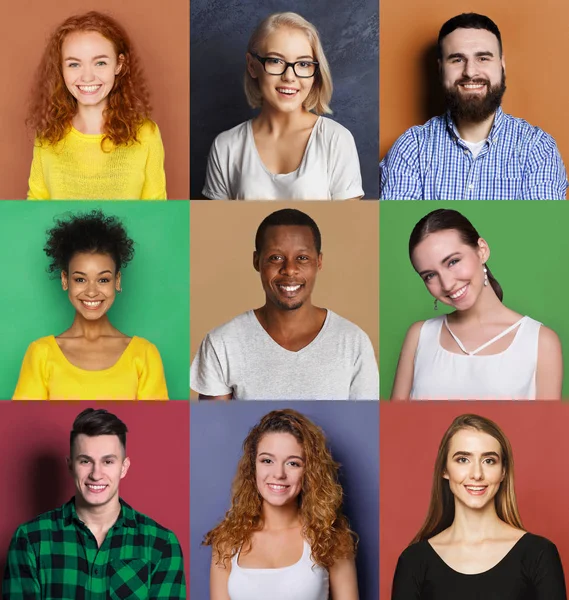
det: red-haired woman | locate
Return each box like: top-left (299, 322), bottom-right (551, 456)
top-left (26, 11), bottom-right (166, 200)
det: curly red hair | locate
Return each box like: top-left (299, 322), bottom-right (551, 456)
top-left (27, 11), bottom-right (152, 148)
top-left (203, 409), bottom-right (357, 569)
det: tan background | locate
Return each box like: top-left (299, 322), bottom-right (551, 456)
top-left (189, 202), bottom-right (379, 399)
top-left (380, 1), bottom-right (569, 167)
top-left (0, 0), bottom-right (189, 199)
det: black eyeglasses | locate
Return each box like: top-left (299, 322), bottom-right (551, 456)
top-left (251, 53), bottom-right (319, 78)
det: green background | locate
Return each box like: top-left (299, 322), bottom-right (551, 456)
top-left (380, 201), bottom-right (569, 400)
top-left (0, 201), bottom-right (189, 400)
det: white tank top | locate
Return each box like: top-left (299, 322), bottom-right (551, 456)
top-left (227, 540), bottom-right (330, 600)
top-left (410, 315), bottom-right (541, 400)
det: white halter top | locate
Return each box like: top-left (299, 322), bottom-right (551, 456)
top-left (410, 315), bottom-right (541, 400)
top-left (227, 540), bottom-right (329, 600)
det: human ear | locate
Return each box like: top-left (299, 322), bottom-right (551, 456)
top-left (120, 456), bottom-right (131, 479)
top-left (61, 271), bottom-right (69, 291)
top-left (317, 253), bottom-right (323, 271)
top-left (477, 238), bottom-right (490, 264)
top-left (246, 52), bottom-right (258, 79)
top-left (115, 54), bottom-right (125, 75)
top-left (116, 271), bottom-right (122, 293)
top-left (253, 251), bottom-right (260, 272)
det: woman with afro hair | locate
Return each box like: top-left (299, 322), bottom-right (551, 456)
top-left (12, 210), bottom-right (168, 400)
top-left (205, 409), bottom-right (359, 600)
top-left (26, 11), bottom-right (166, 200)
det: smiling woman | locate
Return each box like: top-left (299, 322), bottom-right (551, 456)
top-left (202, 12), bottom-right (363, 200)
top-left (12, 210), bottom-right (168, 400)
top-left (26, 11), bottom-right (166, 200)
top-left (390, 209), bottom-right (563, 400)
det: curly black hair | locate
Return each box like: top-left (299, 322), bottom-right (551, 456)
top-left (44, 210), bottom-right (135, 274)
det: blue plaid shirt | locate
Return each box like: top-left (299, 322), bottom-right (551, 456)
top-left (380, 108), bottom-right (568, 200)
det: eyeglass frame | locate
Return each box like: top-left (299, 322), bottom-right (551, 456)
top-left (250, 53), bottom-right (320, 78)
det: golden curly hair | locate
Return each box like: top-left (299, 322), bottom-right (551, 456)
top-left (27, 11), bottom-right (152, 148)
top-left (203, 409), bottom-right (357, 569)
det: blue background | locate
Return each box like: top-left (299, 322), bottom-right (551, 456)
top-left (190, 0), bottom-right (379, 199)
top-left (190, 401), bottom-right (379, 599)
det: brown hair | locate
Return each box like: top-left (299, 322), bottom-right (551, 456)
top-left (412, 414), bottom-right (523, 544)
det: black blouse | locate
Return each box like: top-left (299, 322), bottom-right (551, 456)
top-left (391, 533), bottom-right (566, 600)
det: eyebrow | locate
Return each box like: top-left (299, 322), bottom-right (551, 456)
top-left (446, 51), bottom-right (495, 60)
top-left (265, 52), bottom-right (314, 60)
top-left (258, 452), bottom-right (305, 461)
top-left (452, 451), bottom-right (501, 459)
top-left (418, 252), bottom-right (461, 276)
top-left (71, 270), bottom-right (113, 275)
top-left (65, 54), bottom-right (111, 61)
top-left (76, 454), bottom-right (119, 460)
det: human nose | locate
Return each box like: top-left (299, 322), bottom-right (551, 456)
top-left (438, 271), bottom-right (454, 293)
top-left (462, 59), bottom-right (479, 79)
top-left (281, 64), bottom-right (296, 81)
top-left (89, 462), bottom-right (102, 480)
top-left (469, 461), bottom-right (484, 481)
top-left (80, 65), bottom-right (95, 82)
top-left (273, 462), bottom-right (287, 479)
top-left (279, 258), bottom-right (297, 276)
top-left (85, 281), bottom-right (99, 297)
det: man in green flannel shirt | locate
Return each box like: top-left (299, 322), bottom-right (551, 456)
top-left (2, 408), bottom-right (186, 599)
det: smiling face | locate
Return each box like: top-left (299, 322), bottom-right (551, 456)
top-left (440, 27), bottom-right (506, 122)
top-left (61, 252), bottom-right (121, 320)
top-left (254, 225), bottom-right (322, 311)
top-left (256, 432), bottom-right (305, 507)
top-left (412, 229), bottom-right (489, 311)
top-left (68, 433), bottom-right (130, 509)
top-left (61, 30), bottom-right (123, 109)
top-left (247, 26), bottom-right (316, 114)
top-left (444, 428), bottom-right (505, 511)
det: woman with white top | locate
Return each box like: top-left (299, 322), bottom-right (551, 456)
top-left (391, 209), bottom-right (562, 400)
top-left (202, 12), bottom-right (364, 201)
top-left (204, 409), bottom-right (359, 600)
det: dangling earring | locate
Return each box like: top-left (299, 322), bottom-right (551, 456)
top-left (434, 299), bottom-right (438, 311)
top-left (483, 265), bottom-right (488, 286)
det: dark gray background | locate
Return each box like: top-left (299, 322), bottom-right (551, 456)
top-left (190, 0), bottom-right (379, 199)
top-left (190, 401), bottom-right (379, 599)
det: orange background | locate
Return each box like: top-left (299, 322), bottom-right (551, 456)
top-left (189, 201), bottom-right (379, 399)
top-left (0, 0), bottom-right (189, 199)
top-left (380, 403), bottom-right (569, 598)
top-left (380, 1), bottom-right (569, 166)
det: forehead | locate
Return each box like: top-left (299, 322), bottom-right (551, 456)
top-left (261, 225), bottom-right (317, 251)
top-left (72, 433), bottom-right (123, 456)
top-left (448, 428), bottom-right (502, 456)
top-left (257, 432), bottom-right (304, 457)
top-left (62, 30), bottom-right (116, 58)
top-left (412, 229), bottom-right (472, 267)
top-left (260, 26), bottom-right (313, 58)
top-left (68, 251), bottom-right (116, 273)
top-left (441, 27), bottom-right (500, 57)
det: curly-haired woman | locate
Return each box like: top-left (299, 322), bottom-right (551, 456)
top-left (204, 409), bottom-right (359, 600)
top-left (26, 11), bottom-right (166, 200)
top-left (12, 210), bottom-right (168, 400)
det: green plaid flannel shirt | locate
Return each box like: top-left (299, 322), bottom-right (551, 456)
top-left (2, 497), bottom-right (186, 599)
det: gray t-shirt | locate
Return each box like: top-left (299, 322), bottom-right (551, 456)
top-left (190, 310), bottom-right (379, 400)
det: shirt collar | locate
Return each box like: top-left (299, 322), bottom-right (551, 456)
top-left (445, 106), bottom-right (505, 143)
top-left (62, 496), bottom-right (137, 529)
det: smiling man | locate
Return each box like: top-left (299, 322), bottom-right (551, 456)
top-left (2, 409), bottom-right (186, 599)
top-left (380, 13), bottom-right (567, 200)
top-left (190, 208), bottom-right (379, 400)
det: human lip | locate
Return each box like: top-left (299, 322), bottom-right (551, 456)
top-left (85, 483), bottom-right (108, 493)
top-left (80, 300), bottom-right (104, 310)
top-left (458, 81), bottom-right (487, 91)
top-left (448, 284), bottom-right (468, 301)
top-left (77, 84), bottom-right (102, 94)
top-left (276, 283), bottom-right (303, 297)
top-left (276, 87), bottom-right (299, 97)
top-left (465, 485), bottom-right (487, 496)
top-left (267, 483), bottom-right (290, 493)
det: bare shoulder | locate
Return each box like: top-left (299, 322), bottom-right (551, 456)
top-left (403, 320), bottom-right (426, 345)
top-left (538, 325), bottom-right (562, 353)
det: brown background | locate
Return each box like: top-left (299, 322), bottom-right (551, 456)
top-left (189, 202), bottom-right (379, 399)
top-left (0, 0), bottom-right (189, 199)
top-left (380, 0), bottom-right (569, 166)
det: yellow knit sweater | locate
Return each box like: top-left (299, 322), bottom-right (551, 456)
top-left (27, 120), bottom-right (167, 200)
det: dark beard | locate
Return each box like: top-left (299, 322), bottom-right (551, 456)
top-left (274, 299), bottom-right (303, 311)
top-left (445, 70), bottom-right (506, 124)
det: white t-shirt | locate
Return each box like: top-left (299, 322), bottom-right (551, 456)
top-left (228, 540), bottom-right (329, 600)
top-left (463, 138), bottom-right (487, 159)
top-left (190, 309), bottom-right (379, 400)
top-left (202, 116), bottom-right (364, 200)
top-left (410, 315), bottom-right (541, 400)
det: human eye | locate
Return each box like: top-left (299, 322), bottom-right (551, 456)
top-left (95, 61), bottom-right (108, 67)
top-left (456, 456), bottom-right (468, 464)
top-left (260, 457), bottom-right (272, 464)
top-left (422, 272), bottom-right (434, 282)
top-left (105, 459), bottom-right (115, 465)
top-left (287, 460), bottom-right (302, 468)
top-left (79, 459), bottom-right (89, 464)
top-left (98, 278), bottom-right (110, 283)
top-left (269, 254), bottom-right (284, 262)
top-left (297, 255), bottom-right (309, 261)
top-left (267, 57), bottom-right (284, 66)
top-left (484, 457), bottom-right (497, 465)
top-left (74, 277), bottom-right (86, 283)
top-left (67, 62), bottom-right (80, 68)
top-left (448, 258), bottom-right (459, 267)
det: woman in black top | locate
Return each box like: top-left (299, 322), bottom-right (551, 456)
top-left (392, 414), bottom-right (566, 600)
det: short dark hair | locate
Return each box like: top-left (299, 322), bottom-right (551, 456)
top-left (254, 209), bottom-right (322, 254)
top-left (44, 209), bottom-right (135, 275)
top-left (70, 408), bottom-right (128, 456)
top-left (438, 13), bottom-right (502, 59)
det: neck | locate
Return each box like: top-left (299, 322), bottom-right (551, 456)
top-left (256, 103), bottom-right (313, 134)
top-left (257, 300), bottom-right (320, 333)
top-left (74, 495), bottom-right (121, 531)
top-left (66, 313), bottom-right (117, 340)
top-left (448, 499), bottom-right (505, 542)
top-left (453, 111), bottom-right (496, 143)
top-left (449, 285), bottom-right (505, 325)
top-left (73, 102), bottom-right (107, 135)
top-left (261, 500), bottom-right (301, 530)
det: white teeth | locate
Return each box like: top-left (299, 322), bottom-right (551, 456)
top-left (449, 285), bottom-right (467, 299)
top-left (280, 285), bottom-right (301, 292)
top-left (268, 484), bottom-right (287, 490)
top-left (87, 484), bottom-right (106, 490)
top-left (463, 84), bottom-right (484, 89)
top-left (466, 486), bottom-right (485, 491)
top-left (82, 301), bottom-right (102, 307)
top-left (277, 88), bottom-right (298, 95)
top-left (78, 85), bottom-right (101, 92)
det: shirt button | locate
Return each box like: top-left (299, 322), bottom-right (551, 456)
top-left (94, 568), bottom-right (99, 575)
top-left (468, 184), bottom-right (474, 190)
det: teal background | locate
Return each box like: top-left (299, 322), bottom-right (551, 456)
top-left (380, 201), bottom-right (569, 399)
top-left (0, 201), bottom-right (189, 400)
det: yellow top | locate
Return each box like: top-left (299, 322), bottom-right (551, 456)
top-left (12, 335), bottom-right (169, 400)
top-left (27, 120), bottom-right (167, 200)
